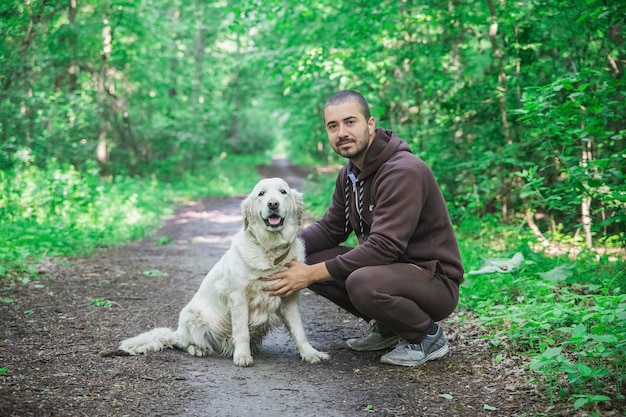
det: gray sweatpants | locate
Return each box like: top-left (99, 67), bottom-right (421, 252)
top-left (306, 247), bottom-right (460, 343)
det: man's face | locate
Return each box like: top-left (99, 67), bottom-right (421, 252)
top-left (324, 100), bottom-right (375, 163)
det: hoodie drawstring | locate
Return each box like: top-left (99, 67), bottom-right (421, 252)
top-left (345, 173), bottom-right (365, 239)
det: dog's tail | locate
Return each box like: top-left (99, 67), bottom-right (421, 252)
top-left (117, 327), bottom-right (178, 355)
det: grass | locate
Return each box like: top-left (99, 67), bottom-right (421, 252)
top-left (460, 236), bottom-right (625, 412)
top-left (0, 154), bottom-right (265, 283)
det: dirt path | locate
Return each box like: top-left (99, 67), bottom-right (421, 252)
top-left (0, 160), bottom-right (606, 416)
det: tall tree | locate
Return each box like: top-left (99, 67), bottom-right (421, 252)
top-left (96, 8), bottom-right (111, 172)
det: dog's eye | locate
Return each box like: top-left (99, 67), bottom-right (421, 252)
top-left (258, 191), bottom-right (265, 197)
top-left (280, 189), bottom-right (287, 195)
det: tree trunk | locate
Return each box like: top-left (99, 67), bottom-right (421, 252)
top-left (68, 0), bottom-right (78, 92)
top-left (168, 8), bottom-right (180, 104)
top-left (525, 204), bottom-right (548, 245)
top-left (229, 92), bottom-right (239, 145)
top-left (486, 0), bottom-right (511, 145)
top-left (97, 13), bottom-right (112, 174)
top-left (580, 140), bottom-right (593, 248)
top-left (193, 0), bottom-right (206, 113)
top-left (486, 0), bottom-right (514, 220)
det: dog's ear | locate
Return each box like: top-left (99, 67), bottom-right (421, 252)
top-left (290, 188), bottom-right (304, 226)
top-left (241, 194), bottom-right (253, 231)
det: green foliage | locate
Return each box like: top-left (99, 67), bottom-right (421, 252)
top-left (458, 220), bottom-right (625, 410)
top-left (156, 236), bottom-right (172, 246)
top-left (0, 0), bottom-right (278, 178)
top-left (91, 298), bottom-right (114, 308)
top-left (514, 69), bottom-right (626, 244)
top-left (1, 0), bottom-right (624, 247)
top-left (300, 171), bottom-right (337, 219)
top-left (0, 154), bottom-right (263, 281)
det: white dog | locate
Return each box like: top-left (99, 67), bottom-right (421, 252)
top-left (116, 177), bottom-right (329, 366)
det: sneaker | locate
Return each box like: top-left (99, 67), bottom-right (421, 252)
top-left (347, 321), bottom-right (401, 351)
top-left (380, 325), bottom-right (449, 367)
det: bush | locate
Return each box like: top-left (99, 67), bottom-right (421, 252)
top-left (0, 155), bottom-right (264, 281)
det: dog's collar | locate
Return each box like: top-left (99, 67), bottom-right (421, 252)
top-left (246, 229), bottom-right (292, 266)
top-left (274, 245), bottom-right (291, 265)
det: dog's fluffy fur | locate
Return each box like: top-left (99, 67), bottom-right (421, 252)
top-left (118, 177), bottom-right (329, 366)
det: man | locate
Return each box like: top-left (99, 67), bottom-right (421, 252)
top-left (264, 90), bottom-right (464, 366)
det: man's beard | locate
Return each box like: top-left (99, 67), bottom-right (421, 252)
top-left (335, 127), bottom-right (370, 159)
top-left (338, 142), bottom-right (367, 159)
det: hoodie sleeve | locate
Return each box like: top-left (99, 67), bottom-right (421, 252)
top-left (324, 160), bottom-right (428, 279)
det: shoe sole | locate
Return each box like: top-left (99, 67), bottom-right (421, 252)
top-left (346, 336), bottom-right (402, 352)
top-left (379, 343), bottom-right (449, 367)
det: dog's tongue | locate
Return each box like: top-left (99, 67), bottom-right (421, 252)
top-left (268, 216), bottom-right (282, 226)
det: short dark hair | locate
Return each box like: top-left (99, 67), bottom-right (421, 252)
top-left (324, 90), bottom-right (371, 120)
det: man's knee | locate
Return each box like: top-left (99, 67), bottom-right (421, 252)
top-left (346, 272), bottom-right (378, 310)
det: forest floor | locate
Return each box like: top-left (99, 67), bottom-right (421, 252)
top-left (0, 160), bottom-right (622, 417)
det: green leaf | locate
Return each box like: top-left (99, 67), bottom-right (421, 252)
top-left (590, 395), bottom-right (610, 402)
top-left (439, 394), bottom-right (454, 400)
top-left (484, 404), bottom-right (497, 411)
top-left (91, 298), bottom-right (114, 308)
top-left (590, 334), bottom-right (619, 344)
top-left (541, 346), bottom-right (563, 359)
top-left (573, 397), bottom-right (588, 410)
top-left (571, 323), bottom-right (587, 339)
top-left (576, 363), bottom-right (594, 377)
top-left (538, 265), bottom-right (574, 282)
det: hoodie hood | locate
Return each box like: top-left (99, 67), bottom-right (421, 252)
top-left (353, 128), bottom-right (413, 179)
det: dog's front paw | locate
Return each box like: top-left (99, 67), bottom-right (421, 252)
top-left (233, 344), bottom-right (253, 366)
top-left (233, 353), bottom-right (254, 367)
top-left (302, 349), bottom-right (330, 364)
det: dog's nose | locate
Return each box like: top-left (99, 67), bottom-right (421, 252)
top-left (267, 199), bottom-right (279, 210)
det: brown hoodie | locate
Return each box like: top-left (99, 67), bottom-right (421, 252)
top-left (300, 128), bottom-right (464, 285)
